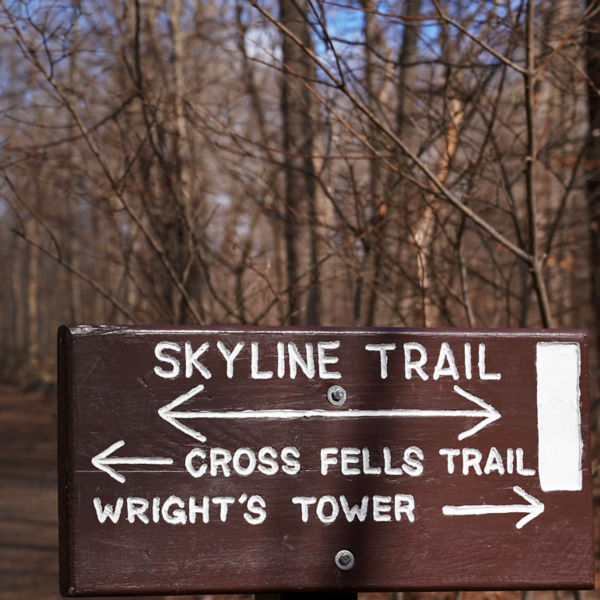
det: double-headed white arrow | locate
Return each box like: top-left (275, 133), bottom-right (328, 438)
top-left (443, 485), bottom-right (544, 529)
top-left (91, 440), bottom-right (174, 483)
top-left (158, 384), bottom-right (500, 443)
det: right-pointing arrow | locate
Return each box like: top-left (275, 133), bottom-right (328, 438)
top-left (442, 485), bottom-right (545, 529)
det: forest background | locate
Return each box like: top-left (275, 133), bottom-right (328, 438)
top-left (0, 0), bottom-right (599, 597)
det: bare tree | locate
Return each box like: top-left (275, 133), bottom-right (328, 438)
top-left (0, 0), bottom-right (594, 388)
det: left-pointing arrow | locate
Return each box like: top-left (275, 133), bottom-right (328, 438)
top-left (91, 440), bottom-right (174, 484)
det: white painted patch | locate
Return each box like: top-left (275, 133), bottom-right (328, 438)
top-left (536, 342), bottom-right (582, 492)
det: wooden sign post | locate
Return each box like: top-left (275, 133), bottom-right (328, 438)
top-left (58, 326), bottom-right (594, 596)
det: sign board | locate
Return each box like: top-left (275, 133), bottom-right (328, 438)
top-left (57, 325), bottom-right (594, 595)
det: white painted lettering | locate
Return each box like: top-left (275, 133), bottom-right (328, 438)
top-left (464, 343), bottom-right (472, 379)
top-left (210, 448), bottom-right (232, 477)
top-left (484, 447), bottom-right (505, 475)
top-left (507, 447), bottom-right (514, 474)
top-left (127, 497), bottom-right (149, 524)
top-left (365, 343), bottom-right (396, 379)
top-left (288, 342), bottom-right (315, 379)
top-left (362, 448), bottom-right (382, 474)
top-left (317, 341), bottom-right (341, 379)
top-left (93, 497), bottom-right (123, 524)
top-left (478, 343), bottom-right (501, 380)
top-left (292, 494), bottom-right (417, 524)
top-left (154, 341), bottom-right (181, 379)
top-left (281, 447), bottom-right (301, 475)
top-left (404, 342), bottom-right (429, 380)
top-left (339, 496), bottom-right (369, 522)
top-left (320, 447), bottom-right (338, 475)
top-left (152, 497), bottom-right (160, 523)
top-left (340, 447), bottom-right (361, 476)
top-left (162, 495), bottom-right (186, 525)
top-left (516, 448), bottom-right (536, 476)
top-left (433, 342), bottom-right (459, 380)
top-left (216, 341), bottom-right (244, 378)
top-left (402, 446), bottom-right (424, 476)
top-left (462, 448), bottom-right (483, 475)
top-left (383, 446), bottom-right (403, 475)
top-left (232, 448), bottom-right (256, 476)
top-left (185, 342), bottom-right (211, 379)
top-left (372, 495), bottom-right (392, 522)
top-left (244, 495), bottom-right (267, 525)
top-left (292, 496), bottom-right (317, 523)
top-left (439, 448), bottom-right (460, 474)
top-left (277, 342), bottom-right (285, 378)
top-left (185, 448), bottom-right (207, 478)
top-left (189, 496), bottom-right (210, 523)
top-left (316, 496), bottom-right (339, 523)
top-left (394, 494), bottom-right (415, 522)
top-left (212, 496), bottom-right (235, 521)
top-left (251, 342), bottom-right (273, 379)
top-left (257, 446), bottom-right (279, 475)
top-left (95, 495), bottom-right (270, 525)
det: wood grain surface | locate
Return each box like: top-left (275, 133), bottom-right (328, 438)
top-left (57, 326), bottom-right (594, 596)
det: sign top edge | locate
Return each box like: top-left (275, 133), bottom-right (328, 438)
top-left (58, 324), bottom-right (588, 338)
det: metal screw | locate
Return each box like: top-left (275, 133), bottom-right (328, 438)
top-left (335, 549), bottom-right (355, 571)
top-left (327, 385), bottom-right (347, 406)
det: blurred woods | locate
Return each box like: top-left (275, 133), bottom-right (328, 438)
top-left (0, 0), bottom-right (599, 394)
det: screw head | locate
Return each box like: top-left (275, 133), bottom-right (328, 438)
top-left (327, 385), bottom-right (347, 406)
top-left (335, 549), bottom-right (355, 571)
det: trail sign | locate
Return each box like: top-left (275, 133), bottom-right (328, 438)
top-left (57, 326), bottom-right (594, 596)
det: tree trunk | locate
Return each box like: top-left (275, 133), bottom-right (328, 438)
top-left (396, 0), bottom-right (422, 148)
top-left (167, 0), bottom-right (203, 324)
top-left (279, 0), bottom-right (317, 325)
top-left (378, 0), bottom-right (422, 325)
top-left (26, 240), bottom-right (41, 377)
top-left (586, 0), bottom-right (600, 395)
top-left (357, 0), bottom-right (386, 326)
top-left (9, 238), bottom-right (25, 379)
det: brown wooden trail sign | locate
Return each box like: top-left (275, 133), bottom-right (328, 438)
top-left (57, 325), bottom-right (594, 596)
